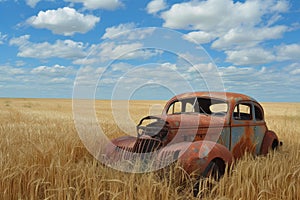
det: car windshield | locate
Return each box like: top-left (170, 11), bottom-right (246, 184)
top-left (167, 97), bottom-right (228, 116)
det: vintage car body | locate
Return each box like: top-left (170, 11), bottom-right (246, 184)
top-left (108, 92), bottom-right (281, 177)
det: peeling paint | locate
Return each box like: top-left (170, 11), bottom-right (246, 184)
top-left (232, 126), bottom-right (256, 158)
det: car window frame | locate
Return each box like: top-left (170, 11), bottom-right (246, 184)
top-left (232, 101), bottom-right (254, 121)
top-left (253, 102), bottom-right (264, 121)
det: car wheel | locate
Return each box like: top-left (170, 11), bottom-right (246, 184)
top-left (193, 159), bottom-right (225, 197)
top-left (272, 140), bottom-right (279, 150)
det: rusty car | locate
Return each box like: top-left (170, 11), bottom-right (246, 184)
top-left (107, 91), bottom-right (281, 182)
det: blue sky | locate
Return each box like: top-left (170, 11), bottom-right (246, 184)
top-left (0, 0), bottom-right (299, 102)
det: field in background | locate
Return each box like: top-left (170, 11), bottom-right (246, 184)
top-left (0, 98), bottom-right (299, 199)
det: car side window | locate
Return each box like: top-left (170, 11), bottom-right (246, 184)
top-left (185, 102), bottom-right (195, 112)
top-left (167, 101), bottom-right (182, 114)
top-left (254, 105), bottom-right (263, 121)
top-left (233, 103), bottom-right (253, 120)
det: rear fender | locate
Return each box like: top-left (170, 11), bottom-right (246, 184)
top-left (260, 130), bottom-right (279, 155)
top-left (176, 141), bottom-right (233, 175)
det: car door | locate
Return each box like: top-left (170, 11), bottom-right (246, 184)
top-left (230, 102), bottom-right (257, 159)
top-left (253, 103), bottom-right (267, 154)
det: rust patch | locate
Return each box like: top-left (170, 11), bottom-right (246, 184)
top-left (232, 126), bottom-right (256, 159)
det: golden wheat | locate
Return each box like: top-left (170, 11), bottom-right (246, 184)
top-left (0, 99), bottom-right (299, 199)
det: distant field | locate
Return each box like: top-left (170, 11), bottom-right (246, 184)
top-left (0, 98), bottom-right (299, 199)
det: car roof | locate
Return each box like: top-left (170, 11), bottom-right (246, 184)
top-left (169, 91), bottom-right (257, 102)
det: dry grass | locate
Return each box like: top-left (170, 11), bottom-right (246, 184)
top-left (0, 98), bottom-right (299, 199)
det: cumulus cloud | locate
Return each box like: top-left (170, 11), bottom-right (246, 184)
top-left (101, 23), bottom-right (136, 39)
top-left (10, 35), bottom-right (88, 59)
top-left (225, 48), bottom-right (276, 65)
top-left (72, 58), bottom-right (99, 65)
top-left (0, 65), bottom-right (25, 76)
top-left (276, 44), bottom-right (300, 61)
top-left (286, 63), bottom-right (300, 75)
top-left (31, 64), bottom-right (75, 76)
top-left (212, 25), bottom-right (288, 50)
top-left (183, 31), bottom-right (217, 44)
top-left (27, 7), bottom-right (100, 36)
top-left (98, 42), bottom-right (143, 61)
top-left (65, 0), bottom-right (123, 10)
top-left (218, 64), bottom-right (300, 101)
top-left (101, 23), bottom-right (155, 40)
top-left (162, 0), bottom-right (289, 31)
top-left (97, 41), bottom-right (162, 61)
top-left (290, 69), bottom-right (300, 75)
top-left (74, 65), bottom-right (105, 87)
top-left (49, 77), bottom-right (70, 83)
top-left (146, 0), bottom-right (167, 14)
top-left (110, 62), bottom-right (134, 72)
top-left (162, 0), bottom-right (256, 30)
top-left (225, 43), bottom-right (300, 65)
top-left (163, 0), bottom-right (290, 54)
top-left (9, 35), bottom-right (30, 46)
top-left (0, 63), bottom-right (75, 98)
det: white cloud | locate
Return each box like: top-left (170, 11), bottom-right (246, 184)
top-left (110, 62), bottom-right (133, 72)
top-left (187, 62), bottom-right (216, 73)
top-left (75, 65), bottom-right (105, 86)
top-left (290, 69), bottom-right (300, 75)
top-left (99, 42), bottom-right (143, 61)
top-left (27, 7), bottom-right (100, 36)
top-left (0, 63), bottom-right (74, 98)
top-left (146, 0), bottom-right (167, 14)
top-left (101, 23), bottom-right (136, 39)
top-left (183, 31), bottom-right (217, 44)
top-left (9, 35), bottom-right (30, 46)
top-left (162, 0), bottom-right (288, 30)
top-left (50, 77), bottom-right (69, 83)
top-left (276, 44), bottom-right (300, 61)
top-left (101, 23), bottom-right (155, 40)
top-left (163, 0), bottom-right (290, 51)
top-left (161, 62), bottom-right (177, 70)
top-left (287, 63), bottom-right (300, 75)
top-left (72, 58), bottom-right (99, 65)
top-left (270, 0), bottom-right (290, 12)
top-left (0, 32), bottom-right (8, 45)
top-left (25, 0), bottom-right (41, 8)
top-left (162, 0), bottom-right (255, 30)
top-left (31, 64), bottom-right (75, 76)
top-left (120, 49), bottom-right (163, 60)
top-left (10, 35), bottom-right (87, 59)
top-left (225, 43), bottom-right (300, 65)
top-left (212, 25), bottom-right (288, 50)
top-left (225, 48), bottom-right (276, 65)
top-left (97, 42), bottom-right (162, 61)
top-left (218, 64), bottom-right (300, 101)
top-left (65, 0), bottom-right (122, 10)
top-left (0, 65), bottom-right (25, 76)
top-left (15, 60), bottom-right (26, 67)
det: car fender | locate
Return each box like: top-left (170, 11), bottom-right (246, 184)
top-left (158, 141), bottom-right (233, 175)
top-left (260, 130), bottom-right (279, 155)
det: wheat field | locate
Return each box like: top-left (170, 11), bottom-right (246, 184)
top-left (0, 98), bottom-right (299, 199)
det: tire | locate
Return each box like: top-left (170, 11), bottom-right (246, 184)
top-left (271, 140), bottom-right (279, 150)
top-left (193, 159), bottom-right (225, 197)
top-left (203, 159), bottom-right (225, 180)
